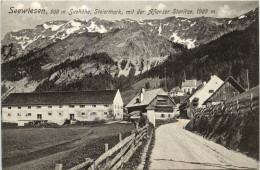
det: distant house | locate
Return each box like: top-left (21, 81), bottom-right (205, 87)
top-left (203, 76), bottom-right (245, 107)
top-left (2, 90), bottom-right (123, 126)
top-left (181, 79), bottom-right (202, 94)
top-left (126, 88), bottom-right (176, 124)
top-left (179, 75), bottom-right (224, 119)
top-left (169, 86), bottom-right (185, 97)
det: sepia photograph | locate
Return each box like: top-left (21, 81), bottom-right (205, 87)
top-left (1, 0), bottom-right (259, 169)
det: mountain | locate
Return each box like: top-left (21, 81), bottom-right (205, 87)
top-left (140, 16), bottom-right (259, 91)
top-left (1, 8), bottom-right (258, 93)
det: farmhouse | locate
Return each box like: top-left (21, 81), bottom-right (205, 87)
top-left (181, 79), bottom-right (202, 95)
top-left (179, 75), bottom-right (224, 118)
top-left (126, 88), bottom-right (176, 125)
top-left (2, 90), bottom-right (123, 126)
top-left (203, 76), bottom-right (245, 107)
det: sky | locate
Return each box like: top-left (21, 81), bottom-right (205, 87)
top-left (1, 1), bottom-right (259, 38)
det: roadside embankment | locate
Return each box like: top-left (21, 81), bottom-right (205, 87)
top-left (185, 89), bottom-right (259, 160)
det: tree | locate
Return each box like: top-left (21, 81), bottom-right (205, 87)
top-left (145, 81), bottom-right (150, 89)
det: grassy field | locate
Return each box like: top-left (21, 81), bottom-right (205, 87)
top-left (2, 122), bottom-right (135, 169)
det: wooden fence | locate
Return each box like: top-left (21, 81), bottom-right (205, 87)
top-left (193, 93), bottom-right (259, 117)
top-left (55, 124), bottom-right (149, 170)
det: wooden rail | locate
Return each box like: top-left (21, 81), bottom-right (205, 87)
top-left (193, 93), bottom-right (259, 116)
top-left (56, 123), bottom-right (149, 170)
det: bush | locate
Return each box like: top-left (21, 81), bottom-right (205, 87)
top-left (2, 122), bottom-right (18, 128)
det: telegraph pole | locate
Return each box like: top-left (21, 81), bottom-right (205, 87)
top-left (246, 69), bottom-right (250, 90)
top-left (164, 68), bottom-right (167, 91)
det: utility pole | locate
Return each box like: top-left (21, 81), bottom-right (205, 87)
top-left (164, 68), bottom-right (167, 91)
top-left (246, 69), bottom-right (250, 90)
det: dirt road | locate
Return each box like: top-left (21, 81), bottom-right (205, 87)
top-left (150, 119), bottom-right (259, 169)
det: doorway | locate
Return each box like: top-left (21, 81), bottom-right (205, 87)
top-left (37, 114), bottom-right (42, 120)
top-left (70, 114), bottom-right (75, 120)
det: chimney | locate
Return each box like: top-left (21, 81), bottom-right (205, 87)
top-left (140, 88), bottom-right (145, 102)
top-left (210, 73), bottom-right (214, 79)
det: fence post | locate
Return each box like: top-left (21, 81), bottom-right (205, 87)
top-left (230, 102), bottom-right (233, 115)
top-left (55, 163), bottom-right (62, 170)
top-left (250, 93), bottom-right (254, 112)
top-left (91, 159), bottom-right (95, 170)
top-left (236, 100), bottom-right (239, 114)
top-left (119, 133), bottom-right (122, 142)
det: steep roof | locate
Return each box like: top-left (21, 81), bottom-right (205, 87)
top-left (170, 86), bottom-right (183, 93)
top-left (126, 88), bottom-right (167, 108)
top-left (186, 75), bottom-right (224, 106)
top-left (203, 76), bottom-right (245, 104)
top-left (182, 80), bottom-right (197, 87)
top-left (2, 90), bottom-right (118, 106)
top-left (228, 85), bottom-right (259, 102)
top-left (182, 79), bottom-right (202, 87)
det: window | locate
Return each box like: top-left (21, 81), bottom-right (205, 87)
top-left (104, 105), bottom-right (108, 107)
top-left (59, 113), bottom-right (62, 116)
top-left (157, 100), bottom-right (167, 105)
top-left (28, 106), bottom-right (31, 109)
top-left (136, 98), bottom-right (140, 103)
top-left (8, 113), bottom-right (11, 116)
top-left (8, 107), bottom-right (11, 109)
top-left (36, 106), bottom-right (41, 109)
top-left (59, 105), bottom-right (63, 108)
top-left (161, 114), bottom-right (165, 118)
top-left (48, 113), bottom-right (52, 116)
top-left (168, 114), bottom-right (171, 118)
top-left (69, 105), bottom-right (74, 108)
top-left (26, 113), bottom-right (31, 116)
top-left (104, 112), bottom-right (107, 115)
top-left (48, 106), bottom-right (52, 108)
top-left (90, 112), bottom-right (96, 115)
top-left (81, 112), bottom-right (85, 115)
top-left (92, 105), bottom-right (96, 108)
top-left (18, 106), bottom-right (21, 109)
top-left (80, 105), bottom-right (85, 108)
top-left (17, 113), bottom-right (21, 116)
top-left (209, 90), bottom-right (214, 93)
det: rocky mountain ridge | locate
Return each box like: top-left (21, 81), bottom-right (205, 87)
top-left (1, 7), bottom-right (258, 93)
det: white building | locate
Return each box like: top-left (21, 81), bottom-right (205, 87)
top-left (126, 88), bottom-right (176, 126)
top-left (2, 90), bottom-right (123, 126)
top-left (181, 79), bottom-right (202, 94)
top-left (186, 75), bottom-right (224, 118)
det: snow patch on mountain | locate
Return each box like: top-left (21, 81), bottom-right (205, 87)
top-left (18, 35), bottom-right (41, 49)
top-left (87, 21), bottom-right (107, 33)
top-left (228, 20), bottom-right (232, 24)
top-left (170, 32), bottom-right (196, 49)
top-left (190, 22), bottom-right (196, 27)
top-left (239, 15), bottom-right (246, 19)
top-left (147, 22), bottom-right (153, 26)
top-left (43, 23), bottom-right (63, 31)
top-left (158, 23), bottom-right (162, 36)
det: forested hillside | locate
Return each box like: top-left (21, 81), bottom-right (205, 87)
top-left (139, 20), bottom-right (259, 90)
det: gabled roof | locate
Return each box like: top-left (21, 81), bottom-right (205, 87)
top-left (170, 86), bottom-right (183, 93)
top-left (126, 88), bottom-right (167, 108)
top-left (228, 85), bottom-right (259, 102)
top-left (185, 75), bottom-right (224, 106)
top-left (203, 76), bottom-right (245, 105)
top-left (182, 79), bottom-right (202, 87)
top-left (2, 90), bottom-right (118, 106)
